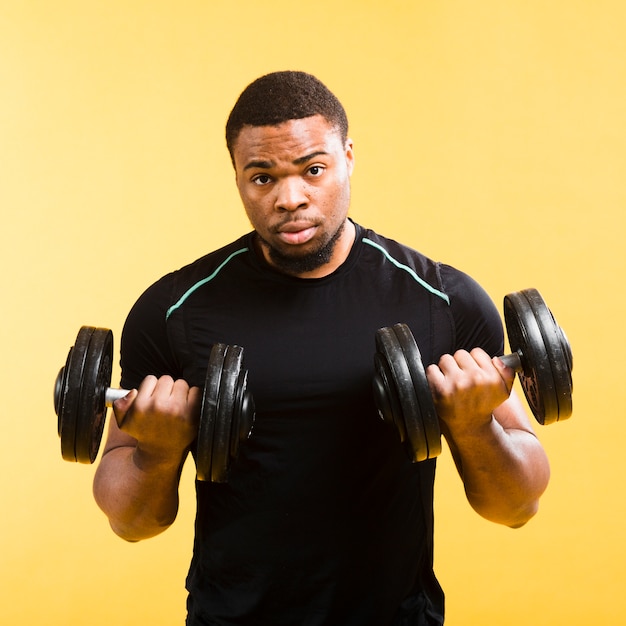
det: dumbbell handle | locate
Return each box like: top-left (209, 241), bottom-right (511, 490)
top-left (498, 352), bottom-right (522, 371)
top-left (105, 387), bottom-right (131, 407)
top-left (97, 354), bottom-right (523, 408)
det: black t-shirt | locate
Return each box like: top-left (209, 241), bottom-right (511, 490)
top-left (120, 223), bottom-right (504, 626)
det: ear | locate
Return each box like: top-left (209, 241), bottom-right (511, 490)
top-left (344, 138), bottom-right (355, 176)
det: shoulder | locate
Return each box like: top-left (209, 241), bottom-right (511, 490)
top-left (130, 233), bottom-right (253, 312)
top-left (356, 226), bottom-right (450, 303)
top-left (168, 233), bottom-right (253, 295)
top-left (357, 224), bottom-right (503, 355)
top-left (126, 232), bottom-right (253, 328)
top-left (119, 233), bottom-right (253, 386)
top-left (359, 227), bottom-right (438, 274)
top-left (439, 263), bottom-right (504, 355)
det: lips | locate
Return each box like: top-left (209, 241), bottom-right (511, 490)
top-left (276, 221), bottom-right (318, 245)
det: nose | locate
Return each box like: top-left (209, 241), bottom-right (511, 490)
top-left (274, 176), bottom-right (308, 212)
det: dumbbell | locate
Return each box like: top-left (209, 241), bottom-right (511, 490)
top-left (372, 288), bottom-right (573, 462)
top-left (54, 326), bottom-right (255, 482)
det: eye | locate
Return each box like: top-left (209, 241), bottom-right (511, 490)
top-left (307, 165), bottom-right (325, 177)
top-left (251, 174), bottom-right (272, 186)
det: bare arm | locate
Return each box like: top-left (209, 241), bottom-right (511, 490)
top-left (427, 349), bottom-right (550, 528)
top-left (93, 376), bottom-right (201, 542)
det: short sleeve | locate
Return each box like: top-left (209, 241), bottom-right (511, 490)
top-left (119, 275), bottom-right (182, 389)
top-left (439, 264), bottom-right (505, 357)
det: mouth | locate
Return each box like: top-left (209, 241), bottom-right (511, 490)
top-left (275, 221), bottom-right (318, 246)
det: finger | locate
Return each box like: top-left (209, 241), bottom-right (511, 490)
top-left (187, 386), bottom-right (203, 411)
top-left (425, 363), bottom-right (450, 396)
top-left (436, 352), bottom-right (465, 375)
top-left (137, 374), bottom-right (160, 397)
top-left (468, 347), bottom-right (496, 369)
top-left (144, 376), bottom-right (181, 408)
top-left (112, 388), bottom-right (138, 426)
top-left (437, 351), bottom-right (484, 382)
top-left (167, 380), bottom-right (200, 419)
top-left (426, 362), bottom-right (443, 381)
top-left (492, 356), bottom-right (516, 392)
top-left (170, 377), bottom-right (192, 399)
top-left (468, 348), bottom-right (513, 393)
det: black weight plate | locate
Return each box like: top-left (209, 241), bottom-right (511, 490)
top-left (55, 351), bottom-right (71, 436)
top-left (239, 387), bottom-right (256, 449)
top-left (375, 326), bottom-right (428, 462)
top-left (75, 328), bottom-right (113, 464)
top-left (197, 343), bottom-right (226, 482)
top-left (374, 328), bottom-right (407, 443)
top-left (393, 324), bottom-right (442, 459)
top-left (504, 290), bottom-right (566, 425)
top-left (374, 352), bottom-right (407, 442)
top-left (211, 345), bottom-right (243, 483)
top-left (58, 326), bottom-right (95, 462)
top-left (520, 289), bottom-right (573, 423)
top-left (230, 369), bottom-right (255, 461)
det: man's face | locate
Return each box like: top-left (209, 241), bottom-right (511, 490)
top-left (232, 115), bottom-right (355, 278)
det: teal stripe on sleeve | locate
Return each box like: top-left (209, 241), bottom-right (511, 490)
top-left (165, 247), bottom-right (249, 320)
top-left (362, 237), bottom-right (450, 305)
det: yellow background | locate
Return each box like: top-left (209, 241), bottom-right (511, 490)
top-left (1, 1), bottom-right (624, 623)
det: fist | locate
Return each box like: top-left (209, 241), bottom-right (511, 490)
top-left (426, 348), bottom-right (515, 434)
top-left (112, 375), bottom-right (202, 459)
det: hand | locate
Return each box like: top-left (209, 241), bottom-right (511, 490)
top-left (112, 375), bottom-right (202, 464)
top-left (426, 348), bottom-right (515, 437)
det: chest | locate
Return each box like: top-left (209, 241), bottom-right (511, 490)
top-left (172, 270), bottom-right (450, 416)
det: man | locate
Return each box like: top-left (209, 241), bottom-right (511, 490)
top-left (93, 71), bottom-right (550, 625)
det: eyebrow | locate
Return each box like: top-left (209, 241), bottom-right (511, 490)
top-left (243, 151), bottom-right (329, 171)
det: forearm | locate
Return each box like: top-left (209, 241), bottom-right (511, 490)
top-left (443, 408), bottom-right (550, 528)
top-left (93, 444), bottom-right (186, 542)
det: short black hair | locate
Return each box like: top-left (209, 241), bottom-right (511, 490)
top-left (225, 71), bottom-right (349, 161)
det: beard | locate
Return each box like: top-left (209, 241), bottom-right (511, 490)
top-left (257, 220), bottom-right (346, 276)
